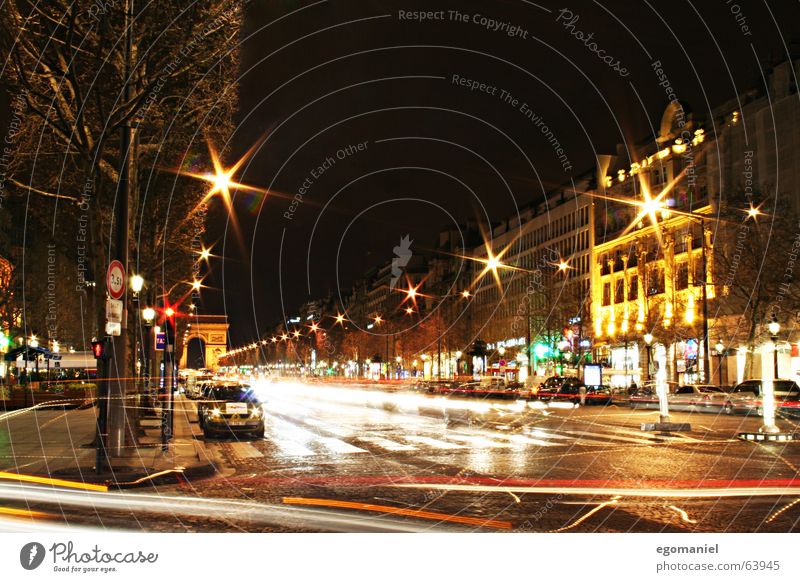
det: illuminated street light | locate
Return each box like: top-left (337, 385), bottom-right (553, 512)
top-left (373, 315), bottom-right (383, 325)
top-left (142, 307), bottom-right (156, 324)
top-left (130, 274), bottom-right (144, 294)
top-left (461, 290), bottom-right (471, 299)
top-left (335, 313), bottom-right (346, 325)
top-left (192, 279), bottom-right (202, 291)
top-left (29, 335), bottom-right (38, 348)
top-left (746, 205), bottom-right (761, 220)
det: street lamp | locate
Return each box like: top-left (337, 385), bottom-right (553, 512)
top-left (130, 274), bottom-right (144, 296)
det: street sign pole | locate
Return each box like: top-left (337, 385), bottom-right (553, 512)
top-left (106, 0), bottom-right (134, 459)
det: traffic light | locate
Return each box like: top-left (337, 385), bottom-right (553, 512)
top-left (91, 339), bottom-right (110, 360)
top-left (164, 306), bottom-right (176, 343)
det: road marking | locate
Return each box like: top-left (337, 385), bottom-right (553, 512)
top-left (404, 436), bottom-right (466, 449)
top-left (271, 439), bottom-right (316, 457)
top-left (446, 434), bottom-right (514, 448)
top-left (501, 433), bottom-right (559, 447)
top-left (303, 418), bottom-right (352, 437)
top-left (555, 428), bottom-right (665, 445)
top-left (357, 436), bottom-right (416, 451)
top-left (316, 437), bottom-right (368, 454)
top-left (229, 442), bottom-right (264, 459)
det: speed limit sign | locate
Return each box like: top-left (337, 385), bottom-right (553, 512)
top-left (106, 260), bottom-right (126, 300)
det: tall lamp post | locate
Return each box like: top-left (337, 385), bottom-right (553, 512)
top-left (142, 307), bottom-right (155, 412)
top-left (714, 341), bottom-right (725, 386)
top-left (643, 333), bottom-right (653, 382)
top-left (760, 319), bottom-right (781, 434)
top-left (769, 320), bottom-right (780, 379)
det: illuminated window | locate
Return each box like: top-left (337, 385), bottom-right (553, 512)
top-left (628, 275), bottom-right (638, 300)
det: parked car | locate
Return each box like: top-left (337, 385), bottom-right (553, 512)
top-left (536, 376), bottom-right (583, 401)
top-left (456, 377), bottom-right (521, 400)
top-left (723, 379), bottom-right (800, 416)
top-left (198, 382), bottom-right (264, 439)
top-left (668, 384), bottom-right (729, 411)
top-left (582, 385), bottom-right (613, 405)
top-left (629, 381), bottom-right (679, 408)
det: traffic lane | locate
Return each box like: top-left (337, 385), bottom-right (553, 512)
top-left (206, 390), bottom-right (800, 488)
top-left (169, 394), bottom-right (800, 532)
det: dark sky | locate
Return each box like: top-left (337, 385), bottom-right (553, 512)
top-left (0, 1), bottom-right (796, 347)
top-left (192, 0), bottom-right (799, 344)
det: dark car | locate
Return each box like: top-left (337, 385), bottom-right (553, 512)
top-left (723, 379), bottom-right (800, 417)
top-left (536, 376), bottom-right (583, 401)
top-left (198, 383), bottom-right (264, 439)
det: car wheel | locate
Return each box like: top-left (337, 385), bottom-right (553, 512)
top-left (757, 406), bottom-right (764, 416)
top-left (723, 402), bottom-right (733, 415)
top-left (203, 429), bottom-right (215, 439)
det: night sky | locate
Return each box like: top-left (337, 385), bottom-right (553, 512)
top-left (194, 0), bottom-right (799, 344)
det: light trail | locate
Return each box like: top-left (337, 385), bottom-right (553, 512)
top-left (0, 483), bottom-right (465, 533)
top-left (391, 482), bottom-right (800, 498)
top-left (282, 497), bottom-right (512, 530)
top-left (0, 471), bottom-right (108, 492)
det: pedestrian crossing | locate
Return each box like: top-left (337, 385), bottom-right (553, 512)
top-left (213, 412), bottom-right (697, 462)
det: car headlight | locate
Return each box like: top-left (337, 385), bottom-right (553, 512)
top-left (251, 405), bottom-right (263, 418)
top-left (211, 408), bottom-right (221, 418)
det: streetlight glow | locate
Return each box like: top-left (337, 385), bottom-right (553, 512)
top-left (130, 274), bottom-right (144, 294)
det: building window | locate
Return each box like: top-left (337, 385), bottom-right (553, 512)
top-left (675, 262), bottom-right (689, 290)
top-left (647, 266), bottom-right (665, 295)
top-left (615, 278), bottom-right (625, 303)
top-left (600, 256), bottom-right (610, 275)
top-left (628, 275), bottom-right (638, 300)
top-left (602, 282), bottom-right (611, 306)
top-left (693, 260), bottom-right (705, 286)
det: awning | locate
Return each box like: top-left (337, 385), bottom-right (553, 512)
top-left (3, 345), bottom-right (56, 362)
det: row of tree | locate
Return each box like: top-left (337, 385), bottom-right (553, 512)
top-left (0, 1), bottom-right (244, 359)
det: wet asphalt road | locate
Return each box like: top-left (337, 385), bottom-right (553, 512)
top-left (7, 382), bottom-right (800, 532)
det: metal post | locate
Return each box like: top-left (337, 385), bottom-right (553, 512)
top-left (700, 217), bottom-right (711, 384)
top-left (107, 0), bottom-right (134, 457)
top-left (772, 334), bottom-right (779, 379)
top-left (161, 340), bottom-right (174, 452)
top-left (95, 348), bottom-right (110, 473)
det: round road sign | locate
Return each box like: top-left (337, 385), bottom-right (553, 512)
top-left (106, 260), bottom-right (126, 300)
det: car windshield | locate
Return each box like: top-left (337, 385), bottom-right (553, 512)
top-left (774, 381), bottom-right (800, 393)
top-left (697, 386), bottom-right (724, 393)
top-left (210, 387), bottom-right (256, 402)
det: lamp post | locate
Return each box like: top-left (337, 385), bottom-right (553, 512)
top-left (643, 333), bottom-right (653, 382)
top-left (769, 320), bottom-right (780, 379)
top-left (142, 307), bottom-right (155, 411)
top-left (714, 341), bottom-right (725, 386)
top-left (760, 319), bottom-right (781, 434)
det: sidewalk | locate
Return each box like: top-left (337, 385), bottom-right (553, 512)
top-left (0, 395), bottom-right (220, 488)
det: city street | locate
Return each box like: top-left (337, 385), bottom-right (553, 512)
top-left (3, 382), bottom-right (799, 532)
